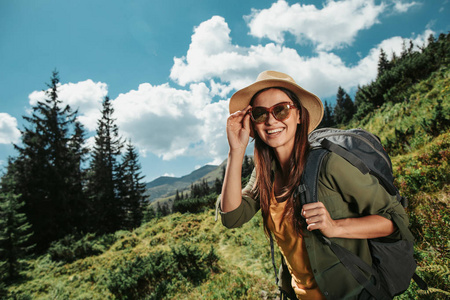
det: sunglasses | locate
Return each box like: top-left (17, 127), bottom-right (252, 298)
top-left (249, 102), bottom-right (297, 124)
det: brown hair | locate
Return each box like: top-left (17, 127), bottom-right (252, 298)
top-left (250, 87), bottom-right (310, 235)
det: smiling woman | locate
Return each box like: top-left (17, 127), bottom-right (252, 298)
top-left (218, 70), bottom-right (407, 299)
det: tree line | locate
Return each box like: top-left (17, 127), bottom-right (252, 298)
top-left (0, 71), bottom-right (147, 281)
top-left (320, 33), bottom-right (450, 128)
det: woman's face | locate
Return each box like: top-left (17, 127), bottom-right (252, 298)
top-left (251, 88), bottom-right (300, 153)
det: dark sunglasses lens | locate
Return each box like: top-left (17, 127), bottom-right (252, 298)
top-left (273, 104), bottom-right (291, 120)
top-left (251, 108), bottom-right (268, 123)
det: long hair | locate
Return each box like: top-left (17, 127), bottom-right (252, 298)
top-left (251, 87), bottom-right (310, 236)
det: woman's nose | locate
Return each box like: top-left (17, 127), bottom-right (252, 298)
top-left (265, 112), bottom-right (277, 125)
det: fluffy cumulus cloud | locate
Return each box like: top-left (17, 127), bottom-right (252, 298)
top-left (28, 79), bottom-right (108, 131)
top-left (112, 82), bottom-right (230, 161)
top-left (170, 13), bottom-right (431, 100)
top-left (245, 0), bottom-right (386, 51)
top-left (0, 113), bottom-right (21, 144)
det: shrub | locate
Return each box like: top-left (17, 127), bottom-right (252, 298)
top-left (48, 233), bottom-right (116, 263)
top-left (106, 244), bottom-right (220, 299)
top-left (173, 193), bottom-right (217, 214)
top-left (395, 138), bottom-right (449, 198)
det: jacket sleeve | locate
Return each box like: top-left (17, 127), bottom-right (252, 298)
top-left (319, 153), bottom-right (408, 238)
top-left (217, 168), bottom-right (260, 228)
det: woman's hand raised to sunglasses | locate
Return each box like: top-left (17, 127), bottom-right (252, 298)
top-left (226, 105), bottom-right (252, 154)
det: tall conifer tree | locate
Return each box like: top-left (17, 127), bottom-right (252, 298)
top-left (118, 141), bottom-right (146, 230)
top-left (0, 175), bottom-right (34, 280)
top-left (11, 71), bottom-right (87, 251)
top-left (86, 96), bottom-right (123, 233)
top-left (333, 87), bottom-right (355, 125)
top-left (377, 48), bottom-right (391, 78)
top-left (319, 101), bottom-right (335, 128)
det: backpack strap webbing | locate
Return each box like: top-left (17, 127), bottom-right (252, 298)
top-left (297, 148), bottom-right (329, 206)
top-left (320, 139), bottom-right (371, 175)
top-left (321, 138), bottom-right (400, 199)
top-left (269, 233), bottom-right (278, 285)
top-left (322, 236), bottom-right (391, 300)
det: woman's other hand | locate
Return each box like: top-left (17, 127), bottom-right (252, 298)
top-left (302, 202), bottom-right (338, 237)
top-left (301, 202), bottom-right (395, 239)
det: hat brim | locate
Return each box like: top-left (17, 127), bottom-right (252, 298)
top-left (229, 79), bottom-right (324, 133)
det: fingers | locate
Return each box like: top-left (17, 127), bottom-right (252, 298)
top-left (301, 202), bottom-right (326, 219)
top-left (227, 106), bottom-right (252, 134)
top-left (228, 106), bottom-right (251, 122)
top-left (301, 202), bottom-right (335, 234)
top-left (226, 106), bottom-right (252, 151)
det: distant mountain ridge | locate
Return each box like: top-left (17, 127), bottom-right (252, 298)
top-left (145, 163), bottom-right (222, 202)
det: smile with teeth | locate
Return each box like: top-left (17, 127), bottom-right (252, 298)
top-left (267, 128), bottom-right (284, 134)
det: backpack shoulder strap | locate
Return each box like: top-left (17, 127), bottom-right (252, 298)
top-left (297, 148), bottom-right (329, 206)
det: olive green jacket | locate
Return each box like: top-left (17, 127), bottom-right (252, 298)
top-left (217, 152), bottom-right (408, 299)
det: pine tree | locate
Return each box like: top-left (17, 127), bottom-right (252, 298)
top-left (377, 48), bottom-right (391, 78)
top-left (86, 96), bottom-right (124, 233)
top-left (342, 91), bottom-right (356, 123)
top-left (319, 101), bottom-right (335, 128)
top-left (0, 175), bottom-right (34, 281)
top-left (214, 178), bottom-right (222, 194)
top-left (333, 87), bottom-right (355, 125)
top-left (118, 141), bottom-right (147, 230)
top-left (11, 71), bottom-right (87, 251)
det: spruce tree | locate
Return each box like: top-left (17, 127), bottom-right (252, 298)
top-left (319, 101), bottom-right (335, 128)
top-left (0, 175), bottom-right (34, 280)
top-left (377, 48), bottom-right (391, 78)
top-left (118, 141), bottom-right (146, 230)
top-left (11, 71), bottom-right (87, 251)
top-left (86, 96), bottom-right (124, 233)
top-left (333, 87), bottom-right (355, 125)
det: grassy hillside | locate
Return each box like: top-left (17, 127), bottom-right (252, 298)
top-left (4, 67), bottom-right (449, 299)
top-left (7, 210), bottom-right (278, 299)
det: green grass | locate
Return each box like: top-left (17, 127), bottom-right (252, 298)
top-left (6, 210), bottom-right (279, 299)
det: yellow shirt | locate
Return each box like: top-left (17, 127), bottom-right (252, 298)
top-left (267, 193), bottom-right (326, 300)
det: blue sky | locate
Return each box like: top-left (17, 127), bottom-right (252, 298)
top-left (0, 0), bottom-right (449, 182)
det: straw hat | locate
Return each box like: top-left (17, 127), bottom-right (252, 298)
top-left (229, 70), bottom-right (324, 133)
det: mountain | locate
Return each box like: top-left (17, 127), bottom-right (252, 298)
top-left (145, 163), bottom-right (222, 202)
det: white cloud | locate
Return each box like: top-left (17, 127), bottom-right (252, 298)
top-left (0, 113), bottom-right (21, 144)
top-left (170, 14), bottom-right (435, 102)
top-left (28, 79), bottom-right (108, 131)
top-left (392, 0), bottom-right (420, 13)
top-left (245, 0), bottom-right (386, 51)
top-left (112, 82), bottom-right (230, 161)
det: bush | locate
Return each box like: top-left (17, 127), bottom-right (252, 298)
top-left (106, 244), bottom-right (220, 299)
top-left (395, 137), bottom-right (449, 198)
top-left (173, 193), bottom-right (217, 214)
top-left (48, 233), bottom-right (116, 263)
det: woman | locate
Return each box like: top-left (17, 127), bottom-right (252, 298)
top-left (219, 71), bottom-right (407, 299)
